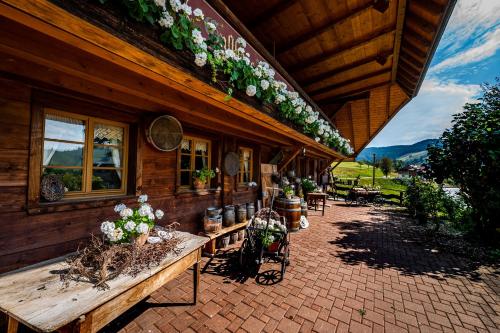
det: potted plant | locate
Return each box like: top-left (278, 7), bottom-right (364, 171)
top-left (100, 194), bottom-right (165, 247)
top-left (283, 185), bottom-right (294, 199)
top-left (193, 167), bottom-right (216, 190)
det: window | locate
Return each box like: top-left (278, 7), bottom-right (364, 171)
top-left (178, 136), bottom-right (211, 188)
top-left (238, 147), bottom-right (253, 184)
top-left (42, 109), bottom-right (128, 198)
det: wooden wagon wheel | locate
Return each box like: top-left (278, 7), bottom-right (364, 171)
top-left (146, 115), bottom-right (183, 152)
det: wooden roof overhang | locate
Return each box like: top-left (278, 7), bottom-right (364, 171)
top-left (0, 0), bottom-right (345, 160)
top-left (213, 0), bottom-right (456, 157)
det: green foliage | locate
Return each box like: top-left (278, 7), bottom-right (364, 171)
top-left (301, 178), bottom-right (317, 194)
top-left (379, 157), bottom-right (393, 177)
top-left (404, 178), bottom-right (446, 227)
top-left (427, 79), bottom-right (500, 235)
top-left (193, 167), bottom-right (216, 183)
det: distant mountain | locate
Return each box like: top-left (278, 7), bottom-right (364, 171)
top-left (356, 139), bottom-right (440, 163)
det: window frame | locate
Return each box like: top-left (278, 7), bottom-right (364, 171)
top-left (177, 135), bottom-right (212, 189)
top-left (42, 108), bottom-right (129, 199)
top-left (237, 147), bottom-right (253, 185)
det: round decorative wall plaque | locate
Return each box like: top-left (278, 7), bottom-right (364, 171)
top-left (224, 152), bottom-right (240, 176)
top-left (146, 115), bottom-right (183, 152)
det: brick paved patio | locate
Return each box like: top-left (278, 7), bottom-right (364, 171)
top-left (103, 202), bottom-right (500, 333)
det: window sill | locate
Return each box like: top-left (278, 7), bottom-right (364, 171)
top-left (175, 187), bottom-right (222, 197)
top-left (27, 194), bottom-right (136, 215)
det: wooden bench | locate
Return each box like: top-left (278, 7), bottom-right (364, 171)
top-left (0, 232), bottom-right (208, 333)
top-left (200, 221), bottom-right (248, 256)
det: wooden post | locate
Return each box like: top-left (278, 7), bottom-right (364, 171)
top-left (7, 317), bottom-right (18, 333)
top-left (193, 252), bottom-right (200, 304)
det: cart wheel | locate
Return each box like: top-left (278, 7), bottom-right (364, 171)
top-left (373, 195), bottom-right (383, 207)
top-left (239, 238), bottom-right (252, 268)
top-left (345, 196), bottom-right (354, 206)
top-left (280, 245), bottom-right (290, 280)
top-left (357, 197), bottom-right (367, 206)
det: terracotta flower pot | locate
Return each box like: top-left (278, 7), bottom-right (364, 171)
top-left (267, 241), bottom-right (280, 252)
top-left (193, 178), bottom-right (206, 190)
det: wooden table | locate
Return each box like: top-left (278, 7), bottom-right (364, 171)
top-left (0, 231), bottom-right (208, 333)
top-left (307, 192), bottom-right (328, 216)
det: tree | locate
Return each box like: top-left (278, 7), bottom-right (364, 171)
top-left (379, 157), bottom-right (393, 177)
top-left (427, 79), bottom-right (500, 235)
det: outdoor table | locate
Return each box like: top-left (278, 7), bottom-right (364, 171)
top-left (0, 231), bottom-right (208, 333)
top-left (307, 192), bottom-right (328, 216)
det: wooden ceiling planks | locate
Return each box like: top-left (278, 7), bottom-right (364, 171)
top-left (218, 0), bottom-right (455, 154)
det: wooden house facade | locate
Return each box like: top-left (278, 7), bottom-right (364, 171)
top-left (0, 0), bottom-right (454, 273)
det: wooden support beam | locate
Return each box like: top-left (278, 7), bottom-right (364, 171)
top-left (399, 66), bottom-right (419, 80)
top-left (410, 0), bottom-right (446, 17)
top-left (400, 50), bottom-right (425, 67)
top-left (407, 14), bottom-right (437, 34)
top-left (348, 103), bottom-right (356, 151)
top-left (247, 0), bottom-right (298, 29)
top-left (320, 91), bottom-right (370, 107)
top-left (391, 0), bottom-right (406, 83)
top-left (405, 25), bottom-right (433, 46)
top-left (301, 51), bottom-right (392, 87)
top-left (399, 55), bottom-right (423, 73)
top-left (318, 81), bottom-right (391, 105)
top-left (289, 26), bottom-right (396, 74)
top-left (366, 98), bottom-right (371, 137)
top-left (309, 68), bottom-right (391, 97)
top-left (276, 1), bottom-right (375, 55)
top-left (400, 42), bottom-right (427, 60)
top-left (330, 160), bottom-right (343, 171)
top-left (278, 148), bottom-right (302, 172)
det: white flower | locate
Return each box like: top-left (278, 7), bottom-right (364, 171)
top-left (108, 228), bottom-right (124, 242)
top-left (158, 230), bottom-right (172, 240)
top-left (155, 209), bottom-right (165, 219)
top-left (206, 21), bottom-right (217, 33)
top-left (192, 29), bottom-right (204, 45)
top-left (100, 221), bottom-right (115, 235)
top-left (147, 236), bottom-right (162, 244)
top-left (120, 208), bottom-right (133, 219)
top-left (148, 212), bottom-right (155, 220)
top-left (169, 0), bottom-right (181, 12)
top-left (194, 52), bottom-right (207, 67)
top-left (136, 222), bottom-right (150, 235)
top-left (114, 203), bottom-right (126, 213)
top-left (138, 194), bottom-right (148, 203)
top-left (124, 221), bottom-right (136, 232)
top-left (315, 137), bottom-right (320, 142)
top-left (275, 94), bottom-right (285, 104)
top-left (138, 204), bottom-right (152, 217)
top-left (236, 37), bottom-right (247, 48)
top-left (260, 79), bottom-right (269, 90)
top-left (236, 47), bottom-right (245, 55)
top-left (224, 49), bottom-right (235, 59)
top-left (193, 8), bottom-right (204, 20)
top-left (158, 12), bottom-right (174, 28)
top-left (154, 0), bottom-right (166, 9)
top-left (246, 85), bottom-right (256, 97)
top-left (180, 3), bottom-right (192, 15)
top-left (266, 68), bottom-right (275, 78)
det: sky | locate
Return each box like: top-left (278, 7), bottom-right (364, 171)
top-left (367, 0), bottom-right (500, 148)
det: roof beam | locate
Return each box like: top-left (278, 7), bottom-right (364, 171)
top-left (309, 68), bottom-right (391, 97)
top-left (290, 26), bottom-right (396, 74)
top-left (405, 24), bottom-right (433, 46)
top-left (410, 0), bottom-right (446, 17)
top-left (400, 50), bottom-right (425, 67)
top-left (276, 1), bottom-right (375, 55)
top-left (401, 42), bottom-right (427, 59)
top-left (399, 55), bottom-right (423, 73)
top-left (391, 0), bottom-right (406, 83)
top-left (301, 51), bottom-right (392, 86)
top-left (398, 62), bottom-right (420, 77)
top-left (323, 91), bottom-right (371, 108)
top-left (407, 15), bottom-right (436, 35)
top-left (318, 81), bottom-right (390, 105)
top-left (247, 0), bottom-right (298, 29)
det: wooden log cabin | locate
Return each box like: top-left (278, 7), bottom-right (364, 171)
top-left (0, 0), bottom-right (454, 273)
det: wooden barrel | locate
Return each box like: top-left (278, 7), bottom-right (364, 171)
top-left (301, 201), bottom-right (308, 217)
top-left (275, 197), bottom-right (301, 232)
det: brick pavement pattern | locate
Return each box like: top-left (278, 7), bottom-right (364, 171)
top-left (104, 202), bottom-right (500, 333)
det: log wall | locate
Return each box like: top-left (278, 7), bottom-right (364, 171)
top-left (0, 77), bottom-right (260, 273)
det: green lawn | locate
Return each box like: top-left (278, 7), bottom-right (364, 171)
top-left (332, 162), bottom-right (406, 202)
top-left (332, 161), bottom-right (398, 179)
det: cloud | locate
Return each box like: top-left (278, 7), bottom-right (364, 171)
top-left (367, 79), bottom-right (481, 147)
top-left (431, 27), bottom-right (500, 72)
top-left (438, 0), bottom-right (500, 54)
